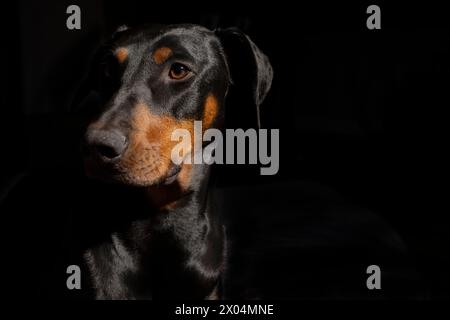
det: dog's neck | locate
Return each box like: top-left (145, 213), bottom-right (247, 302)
top-left (84, 163), bottom-right (225, 300)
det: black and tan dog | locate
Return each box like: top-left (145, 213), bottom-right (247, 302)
top-left (73, 24), bottom-right (273, 299)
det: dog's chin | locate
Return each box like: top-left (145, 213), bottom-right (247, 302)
top-left (111, 170), bottom-right (180, 187)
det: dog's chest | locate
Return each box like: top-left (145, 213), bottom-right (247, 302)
top-left (84, 234), bottom-right (147, 299)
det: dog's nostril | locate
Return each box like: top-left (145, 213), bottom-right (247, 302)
top-left (95, 144), bottom-right (122, 159)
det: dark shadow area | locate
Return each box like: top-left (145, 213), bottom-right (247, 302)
top-left (0, 1), bottom-right (449, 299)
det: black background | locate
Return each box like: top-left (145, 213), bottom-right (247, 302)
top-left (1, 1), bottom-right (449, 299)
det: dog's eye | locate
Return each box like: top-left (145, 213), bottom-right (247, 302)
top-left (169, 63), bottom-right (191, 80)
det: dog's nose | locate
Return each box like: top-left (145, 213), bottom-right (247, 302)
top-left (85, 128), bottom-right (128, 160)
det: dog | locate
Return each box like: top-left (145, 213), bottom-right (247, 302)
top-left (73, 23), bottom-right (273, 299)
top-left (0, 22), bottom-right (426, 301)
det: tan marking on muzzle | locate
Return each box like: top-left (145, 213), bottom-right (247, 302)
top-left (202, 93), bottom-right (219, 130)
top-left (119, 103), bottom-right (194, 188)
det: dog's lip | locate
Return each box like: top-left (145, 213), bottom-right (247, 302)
top-left (84, 154), bottom-right (182, 186)
top-left (163, 165), bottom-right (181, 185)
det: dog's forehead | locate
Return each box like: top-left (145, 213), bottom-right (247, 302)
top-left (113, 24), bottom-right (217, 59)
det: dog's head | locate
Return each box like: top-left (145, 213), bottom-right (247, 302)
top-left (78, 24), bottom-right (272, 188)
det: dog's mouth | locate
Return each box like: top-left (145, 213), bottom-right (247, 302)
top-left (163, 165), bottom-right (181, 185)
top-left (83, 151), bottom-right (182, 187)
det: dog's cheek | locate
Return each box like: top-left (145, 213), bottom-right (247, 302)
top-left (202, 93), bottom-right (219, 130)
top-left (177, 163), bottom-right (193, 190)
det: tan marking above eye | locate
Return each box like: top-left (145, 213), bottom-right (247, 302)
top-left (115, 47), bottom-right (128, 63)
top-left (153, 47), bottom-right (173, 64)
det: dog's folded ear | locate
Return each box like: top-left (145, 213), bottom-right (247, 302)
top-left (215, 28), bottom-right (273, 128)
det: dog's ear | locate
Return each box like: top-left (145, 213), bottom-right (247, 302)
top-left (215, 28), bottom-right (273, 128)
